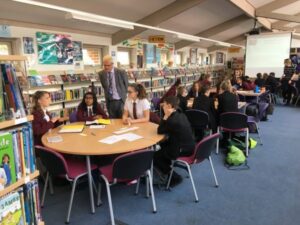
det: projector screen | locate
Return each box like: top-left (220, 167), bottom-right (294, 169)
top-left (245, 32), bottom-right (292, 78)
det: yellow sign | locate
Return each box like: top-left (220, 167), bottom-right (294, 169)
top-left (148, 35), bottom-right (165, 43)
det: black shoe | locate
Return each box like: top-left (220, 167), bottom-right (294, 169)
top-left (169, 172), bottom-right (183, 187)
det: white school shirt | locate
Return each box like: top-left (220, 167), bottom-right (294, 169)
top-left (124, 98), bottom-right (150, 119)
top-left (43, 109), bottom-right (50, 122)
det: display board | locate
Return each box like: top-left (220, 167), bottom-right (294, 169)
top-left (245, 32), bottom-right (292, 77)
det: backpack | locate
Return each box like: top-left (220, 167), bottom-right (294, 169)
top-left (245, 103), bottom-right (259, 117)
top-left (226, 145), bottom-right (246, 166)
top-left (228, 137), bottom-right (257, 151)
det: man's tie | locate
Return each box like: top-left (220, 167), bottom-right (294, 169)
top-left (133, 102), bottom-right (138, 119)
top-left (108, 72), bottom-right (113, 95)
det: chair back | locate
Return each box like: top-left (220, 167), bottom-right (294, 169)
top-left (35, 145), bottom-right (68, 176)
top-left (185, 109), bottom-right (209, 129)
top-left (151, 97), bottom-right (161, 111)
top-left (69, 110), bottom-right (77, 123)
top-left (220, 112), bottom-right (248, 130)
top-left (194, 133), bottom-right (220, 162)
top-left (112, 149), bottom-right (154, 180)
top-left (150, 111), bottom-right (161, 124)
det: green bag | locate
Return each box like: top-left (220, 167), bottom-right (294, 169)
top-left (228, 137), bottom-right (257, 150)
top-left (226, 145), bottom-right (246, 166)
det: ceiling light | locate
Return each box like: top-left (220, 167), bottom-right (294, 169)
top-left (65, 12), bottom-right (134, 30)
top-left (216, 42), bottom-right (232, 47)
top-left (175, 33), bottom-right (200, 42)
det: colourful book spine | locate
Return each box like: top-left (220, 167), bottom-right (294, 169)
top-left (0, 132), bottom-right (17, 185)
top-left (19, 130), bottom-right (26, 176)
top-left (12, 130), bottom-right (22, 180)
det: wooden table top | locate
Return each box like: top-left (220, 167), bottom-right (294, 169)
top-left (42, 119), bottom-right (164, 156)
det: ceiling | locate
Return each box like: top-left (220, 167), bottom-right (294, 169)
top-left (0, 0), bottom-right (299, 51)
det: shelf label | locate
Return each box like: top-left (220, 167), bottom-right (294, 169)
top-left (24, 176), bottom-right (30, 184)
top-left (15, 117), bottom-right (28, 125)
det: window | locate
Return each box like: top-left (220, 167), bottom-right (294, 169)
top-left (83, 47), bottom-right (102, 66)
top-left (0, 42), bottom-right (12, 55)
top-left (117, 51), bottom-right (130, 66)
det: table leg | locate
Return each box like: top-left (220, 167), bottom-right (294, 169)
top-left (86, 155), bottom-right (95, 214)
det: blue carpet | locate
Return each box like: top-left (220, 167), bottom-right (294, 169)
top-left (41, 105), bottom-right (300, 225)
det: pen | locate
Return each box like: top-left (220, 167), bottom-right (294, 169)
top-left (91, 132), bottom-right (96, 136)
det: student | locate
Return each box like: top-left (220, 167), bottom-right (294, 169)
top-left (159, 78), bottom-right (181, 105)
top-left (122, 83), bottom-right (150, 125)
top-left (76, 92), bottom-right (108, 122)
top-left (233, 77), bottom-right (243, 90)
top-left (187, 81), bottom-right (201, 98)
top-left (176, 86), bottom-right (188, 112)
top-left (200, 74), bottom-right (212, 86)
top-left (32, 91), bottom-right (67, 145)
top-left (265, 72), bottom-right (279, 94)
top-left (242, 76), bottom-right (255, 90)
top-left (217, 80), bottom-right (238, 116)
top-left (154, 96), bottom-right (195, 186)
top-left (192, 84), bottom-right (217, 133)
top-left (255, 73), bottom-right (265, 87)
top-left (282, 58), bottom-right (295, 105)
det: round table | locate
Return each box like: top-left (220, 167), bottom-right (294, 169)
top-left (42, 119), bottom-right (164, 213)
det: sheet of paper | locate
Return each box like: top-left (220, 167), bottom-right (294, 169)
top-left (119, 133), bottom-right (143, 141)
top-left (90, 125), bottom-right (106, 129)
top-left (86, 120), bottom-right (97, 125)
top-left (113, 126), bottom-right (139, 134)
top-left (99, 135), bottom-right (124, 144)
top-left (47, 135), bottom-right (63, 143)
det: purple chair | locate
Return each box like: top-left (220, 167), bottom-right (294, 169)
top-left (98, 149), bottom-right (156, 225)
top-left (216, 112), bottom-right (249, 156)
top-left (35, 145), bottom-right (97, 223)
top-left (166, 133), bottom-right (220, 202)
top-left (69, 110), bottom-right (77, 123)
top-left (247, 116), bottom-right (263, 145)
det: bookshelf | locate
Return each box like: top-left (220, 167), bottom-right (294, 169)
top-left (0, 115), bottom-right (33, 130)
top-left (0, 170), bottom-right (39, 198)
top-left (0, 55), bottom-right (27, 61)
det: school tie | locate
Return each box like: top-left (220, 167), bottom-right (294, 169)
top-left (88, 108), bottom-right (93, 117)
top-left (108, 72), bottom-right (113, 95)
top-left (133, 102), bottom-right (138, 119)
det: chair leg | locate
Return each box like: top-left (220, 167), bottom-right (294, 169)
top-left (135, 178), bottom-right (140, 195)
top-left (186, 164), bottom-right (199, 203)
top-left (102, 176), bottom-right (115, 225)
top-left (295, 96), bottom-right (300, 106)
top-left (246, 129), bottom-right (249, 157)
top-left (41, 171), bottom-right (49, 208)
top-left (146, 176), bottom-right (150, 198)
top-left (166, 162), bottom-right (175, 190)
top-left (216, 127), bottom-right (220, 154)
top-left (255, 123), bottom-right (263, 145)
top-left (66, 177), bottom-right (79, 224)
top-left (147, 170), bottom-right (157, 213)
top-left (97, 182), bottom-right (102, 206)
top-left (208, 156), bottom-right (219, 188)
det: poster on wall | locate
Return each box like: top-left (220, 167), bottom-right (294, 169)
top-left (190, 48), bottom-right (197, 64)
top-left (144, 44), bottom-right (156, 65)
top-left (36, 32), bottom-right (73, 64)
top-left (23, 37), bottom-right (34, 54)
top-left (216, 52), bottom-right (224, 64)
top-left (72, 41), bottom-right (83, 61)
top-left (156, 48), bottom-right (161, 65)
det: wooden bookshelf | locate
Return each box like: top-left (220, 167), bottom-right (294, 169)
top-left (0, 55), bottom-right (27, 61)
top-left (0, 115), bottom-right (33, 130)
top-left (0, 170), bottom-right (40, 198)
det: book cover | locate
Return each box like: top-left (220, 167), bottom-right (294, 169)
top-left (0, 192), bottom-right (25, 225)
top-left (55, 75), bottom-right (63, 84)
top-left (0, 69), bottom-right (4, 121)
top-left (59, 124), bottom-right (84, 133)
top-left (48, 75), bottom-right (58, 85)
top-left (0, 132), bottom-right (17, 186)
top-left (12, 130), bottom-right (22, 180)
top-left (41, 76), bottom-right (51, 85)
top-left (60, 74), bottom-right (70, 83)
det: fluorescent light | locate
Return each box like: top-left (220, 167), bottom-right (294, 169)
top-left (66, 12), bottom-right (134, 30)
top-left (175, 33), bottom-right (200, 42)
top-left (216, 42), bottom-right (232, 47)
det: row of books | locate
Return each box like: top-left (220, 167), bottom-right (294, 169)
top-left (0, 64), bottom-right (27, 121)
top-left (27, 73), bottom-right (100, 87)
top-left (65, 88), bottom-right (89, 101)
top-left (148, 90), bottom-right (165, 99)
top-left (0, 180), bottom-right (41, 225)
top-left (0, 123), bottom-right (35, 189)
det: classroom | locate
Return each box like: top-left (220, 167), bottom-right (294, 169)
top-left (0, 1), bottom-right (300, 225)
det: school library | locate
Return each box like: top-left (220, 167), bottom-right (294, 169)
top-left (0, 0), bottom-right (300, 225)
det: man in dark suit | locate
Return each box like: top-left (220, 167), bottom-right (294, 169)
top-left (99, 55), bottom-right (128, 118)
top-left (154, 96), bottom-right (195, 186)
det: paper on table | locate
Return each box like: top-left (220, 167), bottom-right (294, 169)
top-left (90, 125), bottom-right (106, 129)
top-left (86, 119), bottom-right (111, 125)
top-left (113, 127), bottom-right (139, 134)
top-left (99, 135), bottom-right (124, 144)
top-left (47, 136), bottom-right (63, 143)
top-left (119, 133), bottom-right (143, 141)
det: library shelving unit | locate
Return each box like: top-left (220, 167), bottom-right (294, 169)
top-left (24, 69), bottom-right (105, 117)
top-left (0, 115), bottom-right (44, 225)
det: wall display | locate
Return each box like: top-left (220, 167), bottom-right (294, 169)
top-left (0, 25), bottom-right (11, 37)
top-left (23, 37), bottom-right (34, 54)
top-left (72, 41), bottom-right (83, 61)
top-left (36, 32), bottom-right (73, 65)
top-left (216, 52), bottom-right (224, 64)
top-left (190, 48), bottom-right (197, 64)
top-left (148, 35), bottom-right (165, 44)
top-left (144, 44), bottom-right (156, 65)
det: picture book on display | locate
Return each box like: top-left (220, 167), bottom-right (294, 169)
top-left (0, 191), bottom-right (25, 225)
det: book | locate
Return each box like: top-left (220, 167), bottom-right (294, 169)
top-left (86, 118), bottom-right (111, 126)
top-left (0, 132), bottom-right (17, 186)
top-left (59, 124), bottom-right (84, 133)
top-left (0, 191), bottom-right (25, 225)
top-left (0, 69), bottom-right (4, 121)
